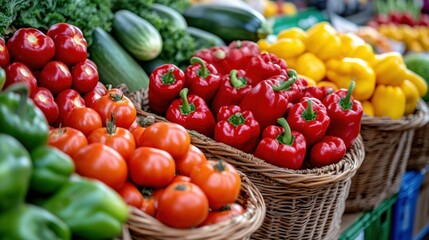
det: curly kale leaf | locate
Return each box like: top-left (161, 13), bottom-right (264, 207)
top-left (153, 0), bottom-right (190, 13)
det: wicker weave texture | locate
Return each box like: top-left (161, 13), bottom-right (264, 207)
top-left (127, 172), bottom-right (265, 240)
top-left (409, 101), bottom-right (429, 170)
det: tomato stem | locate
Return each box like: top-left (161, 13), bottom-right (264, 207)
top-left (174, 184), bottom-right (188, 191)
top-left (109, 93), bottom-right (123, 102)
top-left (214, 160), bottom-right (227, 172)
top-left (106, 113), bottom-right (117, 135)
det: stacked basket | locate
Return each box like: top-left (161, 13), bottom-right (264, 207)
top-left (408, 101), bottom-right (429, 170)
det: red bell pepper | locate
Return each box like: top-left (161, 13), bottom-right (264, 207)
top-left (245, 52), bottom-right (288, 86)
top-left (310, 136), bottom-right (346, 168)
top-left (193, 46), bottom-right (229, 76)
top-left (148, 64), bottom-right (185, 115)
top-left (225, 40), bottom-right (260, 72)
top-left (214, 105), bottom-right (260, 153)
top-left (322, 81), bottom-right (363, 149)
top-left (254, 118), bottom-right (306, 169)
top-left (302, 85), bottom-right (334, 102)
top-left (211, 69), bottom-right (254, 116)
top-left (0, 38), bottom-right (10, 67)
top-left (287, 98), bottom-right (330, 146)
top-left (185, 57), bottom-right (221, 104)
top-left (166, 88), bottom-right (216, 138)
top-left (240, 70), bottom-right (297, 131)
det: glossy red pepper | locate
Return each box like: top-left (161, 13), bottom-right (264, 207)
top-left (310, 136), bottom-right (346, 168)
top-left (287, 98), bottom-right (330, 146)
top-left (302, 85), bottom-right (334, 102)
top-left (193, 46), bottom-right (229, 76)
top-left (4, 62), bottom-right (37, 96)
top-left (214, 105), bottom-right (260, 153)
top-left (254, 118), bottom-right (306, 169)
top-left (185, 57), bottom-right (221, 104)
top-left (240, 70), bottom-right (297, 130)
top-left (274, 74), bottom-right (304, 104)
top-left (0, 38), bottom-right (10, 67)
top-left (7, 28), bottom-right (55, 70)
top-left (245, 52), bottom-right (288, 86)
top-left (166, 88), bottom-right (216, 138)
top-left (211, 69), bottom-right (253, 116)
top-left (148, 64), bottom-right (185, 115)
top-left (322, 81), bottom-right (363, 149)
top-left (225, 41), bottom-right (260, 72)
top-left (32, 87), bottom-right (60, 125)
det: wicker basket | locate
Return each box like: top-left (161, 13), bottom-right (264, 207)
top-left (126, 172), bottom-right (265, 240)
top-left (345, 100), bottom-right (429, 213)
top-left (408, 101), bottom-right (429, 170)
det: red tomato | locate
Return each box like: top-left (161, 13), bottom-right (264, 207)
top-left (4, 62), bottom-right (37, 96)
top-left (71, 61), bottom-right (99, 93)
top-left (73, 143), bottom-right (128, 191)
top-left (38, 61), bottom-right (72, 95)
top-left (191, 160), bottom-right (241, 210)
top-left (55, 89), bottom-right (85, 125)
top-left (47, 23), bottom-right (87, 66)
top-left (32, 87), bottom-right (59, 124)
top-left (131, 126), bottom-right (146, 146)
top-left (83, 90), bottom-right (103, 108)
top-left (141, 197), bottom-right (156, 217)
top-left (48, 127), bottom-right (88, 158)
top-left (64, 107), bottom-right (102, 136)
top-left (128, 147), bottom-right (176, 188)
top-left (152, 188), bottom-right (165, 210)
top-left (171, 175), bottom-right (191, 184)
top-left (91, 91), bottom-right (136, 129)
top-left (7, 28), bottom-right (55, 70)
top-left (118, 182), bottom-right (144, 208)
top-left (87, 122), bottom-right (136, 161)
top-left (0, 38), bottom-right (10, 67)
top-left (176, 145), bottom-right (207, 177)
top-left (199, 203), bottom-right (244, 226)
top-left (156, 182), bottom-right (209, 229)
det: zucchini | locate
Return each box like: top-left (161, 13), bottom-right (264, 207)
top-left (186, 27), bottom-right (226, 50)
top-left (113, 10), bottom-right (162, 61)
top-left (149, 4), bottom-right (187, 30)
top-left (183, 3), bottom-right (271, 43)
top-left (89, 27), bottom-right (149, 91)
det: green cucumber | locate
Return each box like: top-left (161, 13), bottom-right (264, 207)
top-left (186, 27), bottom-right (226, 50)
top-left (89, 27), bottom-right (149, 91)
top-left (113, 10), bottom-right (162, 61)
top-left (149, 4), bottom-right (187, 30)
top-left (183, 3), bottom-right (271, 43)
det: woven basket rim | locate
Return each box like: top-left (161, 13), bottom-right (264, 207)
top-left (126, 171), bottom-right (266, 239)
top-left (361, 99), bottom-right (429, 131)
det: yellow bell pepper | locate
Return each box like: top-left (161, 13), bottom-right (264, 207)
top-left (405, 69), bottom-right (428, 97)
top-left (267, 38), bottom-right (305, 59)
top-left (400, 79), bottom-right (420, 115)
top-left (361, 100), bottom-right (375, 116)
top-left (326, 57), bottom-right (376, 101)
top-left (305, 22), bottom-right (342, 60)
top-left (257, 39), bottom-right (271, 51)
top-left (298, 74), bottom-right (316, 86)
top-left (373, 52), bottom-right (407, 86)
top-left (350, 44), bottom-right (376, 66)
top-left (317, 81), bottom-right (338, 91)
top-left (339, 33), bottom-right (376, 66)
top-left (278, 27), bottom-right (308, 41)
top-left (284, 57), bottom-right (297, 69)
top-left (295, 52), bottom-right (326, 82)
top-left (371, 85), bottom-right (406, 119)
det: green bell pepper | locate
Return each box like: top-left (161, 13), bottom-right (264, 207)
top-left (0, 134), bottom-right (32, 212)
top-left (0, 67), bottom-right (5, 91)
top-left (0, 204), bottom-right (71, 240)
top-left (0, 83), bottom-right (49, 151)
top-left (30, 146), bottom-right (75, 194)
top-left (42, 176), bottom-right (129, 240)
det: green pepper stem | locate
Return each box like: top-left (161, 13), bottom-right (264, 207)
top-left (340, 81), bottom-right (355, 110)
top-left (106, 113), bottom-right (117, 135)
top-left (179, 88), bottom-right (195, 115)
top-left (271, 69), bottom-right (298, 92)
top-left (302, 99), bottom-right (317, 121)
top-left (235, 40), bottom-right (242, 48)
top-left (276, 118), bottom-right (293, 145)
top-left (190, 57), bottom-right (209, 78)
top-left (214, 160), bottom-right (227, 172)
top-left (228, 113), bottom-right (246, 126)
top-left (4, 83), bottom-right (29, 117)
top-left (229, 70), bottom-right (246, 89)
top-left (162, 68), bottom-right (175, 85)
top-left (215, 49), bottom-right (226, 59)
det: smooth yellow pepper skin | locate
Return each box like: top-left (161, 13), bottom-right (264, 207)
top-left (257, 39), bottom-right (271, 51)
top-left (400, 79), bottom-right (420, 115)
top-left (305, 22), bottom-right (342, 60)
top-left (326, 57), bottom-right (376, 101)
top-left (361, 100), bottom-right (375, 116)
top-left (373, 52), bottom-right (407, 86)
top-left (317, 80), bottom-right (338, 91)
top-left (278, 27), bottom-right (308, 41)
top-left (405, 69), bottom-right (428, 97)
top-left (284, 57), bottom-right (297, 69)
top-left (340, 33), bottom-right (376, 66)
top-left (371, 85), bottom-right (406, 119)
top-left (267, 38), bottom-right (305, 59)
top-left (298, 74), bottom-right (316, 86)
top-left (295, 52), bottom-right (326, 82)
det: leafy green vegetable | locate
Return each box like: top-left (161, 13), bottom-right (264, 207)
top-left (112, 0), bottom-right (153, 13)
top-left (153, 0), bottom-right (190, 13)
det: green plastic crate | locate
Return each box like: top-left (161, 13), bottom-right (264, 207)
top-left (365, 195), bottom-right (398, 240)
top-left (339, 213), bottom-right (372, 240)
